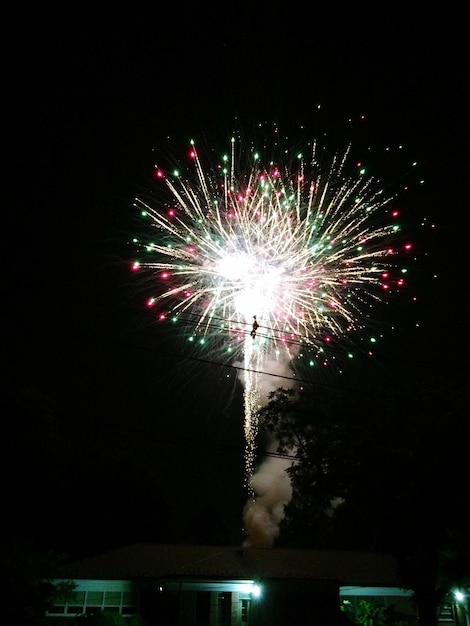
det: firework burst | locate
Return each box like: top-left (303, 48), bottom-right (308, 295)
top-left (131, 129), bottom-right (415, 494)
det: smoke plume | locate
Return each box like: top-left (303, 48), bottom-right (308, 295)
top-left (239, 346), bottom-right (299, 548)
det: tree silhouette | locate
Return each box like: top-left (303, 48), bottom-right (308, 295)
top-left (258, 376), bottom-right (470, 626)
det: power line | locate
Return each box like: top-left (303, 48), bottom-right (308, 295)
top-left (72, 289), bottom-right (446, 400)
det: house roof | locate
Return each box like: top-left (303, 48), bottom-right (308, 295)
top-left (57, 543), bottom-right (406, 588)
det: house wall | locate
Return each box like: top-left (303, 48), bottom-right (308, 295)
top-left (46, 578), bottom-right (466, 626)
top-left (47, 578), bottom-right (340, 625)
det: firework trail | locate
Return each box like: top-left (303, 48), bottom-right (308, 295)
top-left (131, 128), bottom-right (414, 536)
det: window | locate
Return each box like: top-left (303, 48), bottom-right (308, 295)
top-left (218, 592), bottom-right (232, 626)
top-left (104, 591), bottom-right (121, 606)
top-left (86, 591), bottom-right (104, 607)
top-left (47, 589), bottom-right (138, 616)
top-left (241, 598), bottom-right (249, 623)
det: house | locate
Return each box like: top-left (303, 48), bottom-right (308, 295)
top-left (46, 543), bottom-right (467, 625)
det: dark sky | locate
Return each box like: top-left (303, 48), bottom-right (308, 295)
top-left (4, 7), bottom-right (468, 557)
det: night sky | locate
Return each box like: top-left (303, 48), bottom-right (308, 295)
top-left (4, 7), bottom-right (468, 558)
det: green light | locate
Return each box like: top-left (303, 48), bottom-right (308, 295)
top-left (454, 590), bottom-right (465, 602)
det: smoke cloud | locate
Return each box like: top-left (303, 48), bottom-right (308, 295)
top-left (238, 345), bottom-right (299, 548)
